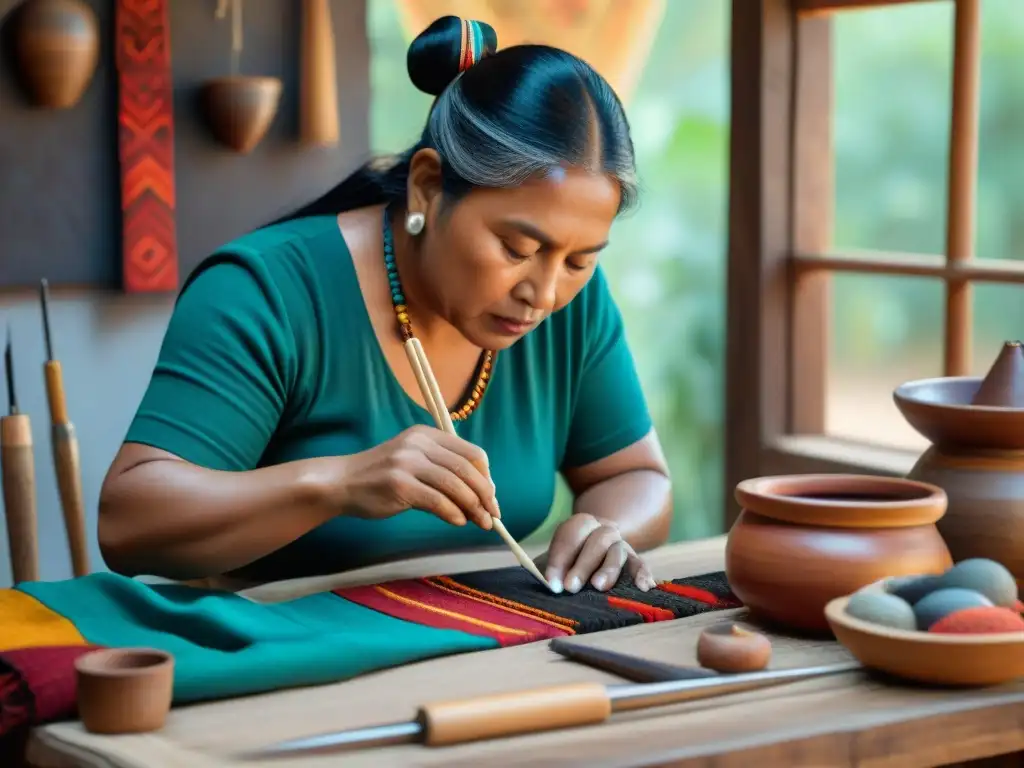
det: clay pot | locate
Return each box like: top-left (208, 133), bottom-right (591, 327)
top-left (201, 76), bottom-right (282, 154)
top-left (13, 0), bottom-right (99, 109)
top-left (725, 474), bottom-right (952, 633)
top-left (75, 648), bottom-right (174, 734)
top-left (895, 342), bottom-right (1024, 586)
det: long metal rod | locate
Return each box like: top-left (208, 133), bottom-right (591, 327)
top-left (242, 661), bottom-right (860, 759)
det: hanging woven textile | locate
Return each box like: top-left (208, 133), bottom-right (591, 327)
top-left (114, 0), bottom-right (179, 293)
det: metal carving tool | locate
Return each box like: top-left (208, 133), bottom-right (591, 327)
top-left (1, 326), bottom-right (39, 583)
top-left (548, 637), bottom-right (720, 682)
top-left (240, 660), bottom-right (861, 759)
top-left (40, 279), bottom-right (90, 576)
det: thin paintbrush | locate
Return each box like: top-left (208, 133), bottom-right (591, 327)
top-left (403, 338), bottom-right (552, 591)
top-left (40, 279), bottom-right (90, 576)
top-left (1, 326), bottom-right (39, 583)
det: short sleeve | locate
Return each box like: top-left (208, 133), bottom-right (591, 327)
top-left (124, 251), bottom-right (297, 471)
top-left (560, 268), bottom-right (653, 469)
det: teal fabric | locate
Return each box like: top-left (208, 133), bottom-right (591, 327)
top-left (125, 215), bottom-right (653, 580)
top-left (19, 573), bottom-right (496, 703)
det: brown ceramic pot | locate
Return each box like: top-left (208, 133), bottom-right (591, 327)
top-left (895, 353), bottom-right (1024, 586)
top-left (725, 474), bottom-right (952, 633)
top-left (201, 76), bottom-right (282, 154)
top-left (13, 0), bottom-right (99, 109)
top-left (75, 648), bottom-right (174, 734)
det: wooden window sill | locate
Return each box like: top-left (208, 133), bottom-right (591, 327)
top-left (762, 434), bottom-right (920, 477)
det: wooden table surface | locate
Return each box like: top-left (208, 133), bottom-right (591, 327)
top-left (25, 536), bottom-right (1024, 767)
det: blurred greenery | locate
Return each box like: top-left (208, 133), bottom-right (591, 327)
top-left (367, 0), bottom-right (1024, 543)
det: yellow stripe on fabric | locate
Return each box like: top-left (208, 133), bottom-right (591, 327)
top-left (425, 578), bottom-right (576, 635)
top-left (0, 589), bottom-right (87, 651)
top-left (373, 586), bottom-right (530, 637)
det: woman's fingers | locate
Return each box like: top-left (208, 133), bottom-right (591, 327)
top-left (389, 469), bottom-right (468, 527)
top-left (627, 551), bottom-right (656, 591)
top-left (421, 431), bottom-right (501, 523)
top-left (565, 525), bottom-right (626, 592)
top-left (543, 514), bottom-right (602, 593)
top-left (423, 438), bottom-right (499, 524)
top-left (412, 459), bottom-right (493, 530)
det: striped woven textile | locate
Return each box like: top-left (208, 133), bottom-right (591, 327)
top-left (0, 567), bottom-right (738, 746)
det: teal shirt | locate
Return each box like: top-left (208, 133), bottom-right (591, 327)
top-left (125, 215), bottom-right (652, 580)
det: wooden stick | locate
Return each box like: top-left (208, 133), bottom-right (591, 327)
top-left (402, 338), bottom-right (552, 591)
top-left (2, 331), bottom-right (38, 584)
top-left (40, 281), bottom-right (89, 577)
top-left (300, 0), bottom-right (340, 145)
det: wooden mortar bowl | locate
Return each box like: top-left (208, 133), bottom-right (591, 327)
top-left (726, 474), bottom-right (953, 633)
top-left (895, 376), bottom-right (1024, 584)
top-left (826, 591), bottom-right (1024, 686)
top-left (75, 648), bottom-right (174, 734)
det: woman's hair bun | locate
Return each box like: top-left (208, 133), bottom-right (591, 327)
top-left (407, 15), bottom-right (498, 96)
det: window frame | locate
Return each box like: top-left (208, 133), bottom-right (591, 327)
top-left (724, 0), bottom-right (990, 526)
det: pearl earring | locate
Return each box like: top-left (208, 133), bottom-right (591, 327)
top-left (405, 211), bottom-right (425, 236)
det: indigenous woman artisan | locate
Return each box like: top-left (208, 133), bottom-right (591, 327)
top-left (98, 17), bottom-right (672, 593)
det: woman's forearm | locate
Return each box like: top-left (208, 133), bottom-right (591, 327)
top-left (99, 453), bottom-right (340, 581)
top-left (572, 469), bottom-right (673, 551)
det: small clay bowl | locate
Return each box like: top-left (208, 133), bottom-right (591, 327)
top-left (75, 648), bottom-right (174, 734)
top-left (726, 474), bottom-right (953, 633)
top-left (825, 594), bottom-right (1024, 686)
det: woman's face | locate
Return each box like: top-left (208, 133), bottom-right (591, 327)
top-left (407, 150), bottom-right (621, 350)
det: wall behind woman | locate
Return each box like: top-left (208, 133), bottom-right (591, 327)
top-left (0, 0), bottom-right (370, 585)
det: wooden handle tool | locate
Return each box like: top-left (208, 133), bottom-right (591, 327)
top-left (403, 338), bottom-right (552, 591)
top-left (300, 0), bottom-right (340, 145)
top-left (40, 280), bottom-right (90, 577)
top-left (244, 660), bottom-right (862, 758)
top-left (2, 328), bottom-right (39, 584)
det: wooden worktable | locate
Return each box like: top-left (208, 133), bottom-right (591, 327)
top-left (24, 537), bottom-right (1024, 767)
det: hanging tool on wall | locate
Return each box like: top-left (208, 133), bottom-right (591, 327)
top-left (2, 326), bottom-right (39, 583)
top-left (300, 0), bottom-right (340, 145)
top-left (39, 280), bottom-right (90, 577)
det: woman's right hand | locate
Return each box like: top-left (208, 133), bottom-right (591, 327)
top-left (336, 425), bottom-right (500, 529)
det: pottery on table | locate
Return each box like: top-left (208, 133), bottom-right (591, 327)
top-left (75, 648), bottom-right (174, 734)
top-left (826, 589), bottom-right (1024, 687)
top-left (13, 0), bottom-right (99, 109)
top-left (725, 474), bottom-right (953, 633)
top-left (201, 76), bottom-right (282, 154)
top-left (895, 341), bottom-right (1024, 586)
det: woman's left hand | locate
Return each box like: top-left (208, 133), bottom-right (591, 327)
top-left (539, 513), bottom-right (656, 594)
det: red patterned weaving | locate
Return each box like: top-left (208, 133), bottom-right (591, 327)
top-left (337, 569), bottom-right (739, 646)
top-left (115, 0), bottom-right (179, 293)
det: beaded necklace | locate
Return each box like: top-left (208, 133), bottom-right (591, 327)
top-left (382, 207), bottom-right (495, 422)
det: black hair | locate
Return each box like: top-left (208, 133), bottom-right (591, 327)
top-left (277, 15), bottom-right (637, 223)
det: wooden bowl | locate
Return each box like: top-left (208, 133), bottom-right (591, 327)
top-left (894, 376), bottom-right (1024, 451)
top-left (726, 474), bottom-right (953, 633)
top-left (201, 76), bottom-right (282, 154)
top-left (825, 593), bottom-right (1024, 686)
top-left (75, 648), bottom-right (174, 734)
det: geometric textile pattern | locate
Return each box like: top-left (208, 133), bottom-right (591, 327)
top-left (115, 0), bottom-right (179, 293)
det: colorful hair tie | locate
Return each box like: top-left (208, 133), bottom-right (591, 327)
top-left (458, 18), bottom-right (485, 73)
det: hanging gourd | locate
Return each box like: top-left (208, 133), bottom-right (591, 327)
top-left (13, 0), bottom-right (99, 109)
top-left (201, 0), bottom-right (282, 154)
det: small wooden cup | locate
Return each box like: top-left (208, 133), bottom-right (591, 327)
top-left (75, 648), bottom-right (174, 734)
